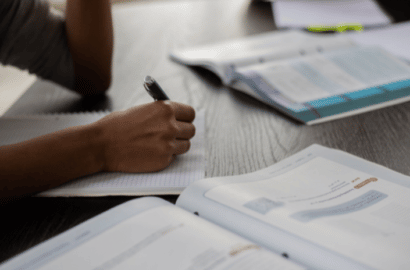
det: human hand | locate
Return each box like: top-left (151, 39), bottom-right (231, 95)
top-left (92, 101), bottom-right (195, 172)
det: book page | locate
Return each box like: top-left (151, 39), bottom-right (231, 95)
top-left (0, 198), bottom-right (303, 270)
top-left (347, 21), bottom-right (410, 63)
top-left (204, 157), bottom-right (410, 269)
top-left (237, 46), bottom-right (410, 103)
top-left (170, 30), bottom-right (354, 84)
top-left (177, 145), bottom-right (410, 270)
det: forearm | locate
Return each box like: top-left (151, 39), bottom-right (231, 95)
top-left (0, 101), bottom-right (196, 201)
top-left (0, 125), bottom-right (103, 199)
top-left (65, 0), bottom-right (113, 95)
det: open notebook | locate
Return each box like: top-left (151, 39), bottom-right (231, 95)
top-left (0, 111), bottom-right (205, 196)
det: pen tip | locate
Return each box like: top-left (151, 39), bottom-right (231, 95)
top-left (144, 76), bottom-right (154, 85)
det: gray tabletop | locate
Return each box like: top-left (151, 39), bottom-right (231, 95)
top-left (1, 0), bottom-right (410, 264)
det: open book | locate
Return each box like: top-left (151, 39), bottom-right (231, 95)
top-left (170, 30), bottom-right (410, 124)
top-left (2, 145), bottom-right (409, 270)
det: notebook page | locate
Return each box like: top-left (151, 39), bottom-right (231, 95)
top-left (0, 111), bottom-right (205, 196)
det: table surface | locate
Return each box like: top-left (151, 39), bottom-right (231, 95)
top-left (1, 0), bottom-right (410, 264)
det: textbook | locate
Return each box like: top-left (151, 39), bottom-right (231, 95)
top-left (2, 145), bottom-right (410, 270)
top-left (170, 30), bottom-right (410, 124)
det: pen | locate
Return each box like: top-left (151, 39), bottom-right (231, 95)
top-left (143, 76), bottom-right (170, 101)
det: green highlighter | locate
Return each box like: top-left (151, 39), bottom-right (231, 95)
top-left (307, 23), bottom-right (363, 33)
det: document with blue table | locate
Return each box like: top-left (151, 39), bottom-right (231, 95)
top-left (2, 145), bottom-right (409, 269)
top-left (170, 30), bottom-right (410, 124)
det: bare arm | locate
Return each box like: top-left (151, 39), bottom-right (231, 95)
top-left (0, 124), bottom-right (102, 202)
top-left (0, 101), bottom-right (195, 202)
top-left (65, 0), bottom-right (113, 95)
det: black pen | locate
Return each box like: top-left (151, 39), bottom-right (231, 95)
top-left (143, 76), bottom-right (170, 101)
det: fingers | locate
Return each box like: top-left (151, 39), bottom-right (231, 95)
top-left (173, 140), bottom-right (191, 155)
top-left (166, 101), bottom-right (195, 122)
top-left (176, 121), bottom-right (195, 140)
top-left (169, 103), bottom-right (194, 156)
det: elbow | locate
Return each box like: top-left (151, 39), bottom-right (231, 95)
top-left (95, 72), bottom-right (112, 95)
top-left (74, 68), bottom-right (112, 97)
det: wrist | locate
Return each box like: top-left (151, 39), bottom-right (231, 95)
top-left (82, 122), bottom-right (106, 174)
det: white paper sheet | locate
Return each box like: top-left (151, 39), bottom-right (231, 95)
top-left (347, 21), bottom-right (410, 62)
top-left (273, 0), bottom-right (391, 29)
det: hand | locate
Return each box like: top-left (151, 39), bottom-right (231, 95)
top-left (93, 101), bottom-right (196, 172)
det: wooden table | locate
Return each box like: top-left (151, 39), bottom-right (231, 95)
top-left (1, 0), bottom-right (410, 264)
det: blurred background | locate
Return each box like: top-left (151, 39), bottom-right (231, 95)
top-left (0, 0), bottom-right (143, 116)
top-left (1, 0), bottom-right (408, 116)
